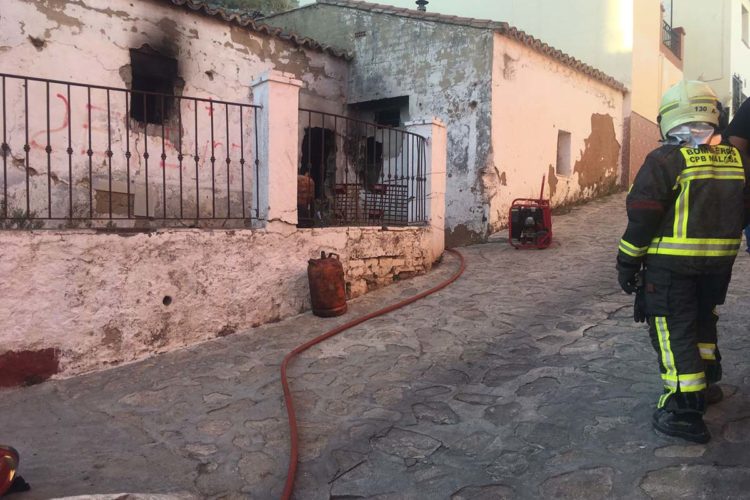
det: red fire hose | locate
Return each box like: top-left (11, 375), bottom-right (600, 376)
top-left (279, 248), bottom-right (466, 499)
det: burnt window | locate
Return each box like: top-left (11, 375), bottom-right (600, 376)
top-left (364, 136), bottom-right (383, 188)
top-left (374, 108), bottom-right (401, 127)
top-left (301, 127), bottom-right (336, 200)
top-left (129, 46), bottom-right (177, 125)
top-left (351, 95), bottom-right (409, 127)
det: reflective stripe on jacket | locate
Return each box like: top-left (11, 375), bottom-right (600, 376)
top-left (618, 143), bottom-right (750, 274)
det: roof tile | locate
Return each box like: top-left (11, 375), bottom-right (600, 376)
top-left (162, 0), bottom-right (352, 59)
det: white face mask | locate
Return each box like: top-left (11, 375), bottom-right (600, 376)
top-left (666, 122), bottom-right (716, 147)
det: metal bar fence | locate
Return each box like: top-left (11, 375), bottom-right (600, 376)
top-left (298, 108), bottom-right (427, 228)
top-left (662, 21), bottom-right (681, 59)
top-left (0, 73), bottom-right (261, 229)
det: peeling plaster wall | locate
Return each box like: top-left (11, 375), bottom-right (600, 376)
top-left (266, 5), bottom-right (494, 246)
top-left (488, 34), bottom-right (624, 233)
top-left (0, 0), bottom-right (347, 105)
top-left (0, 0), bottom-right (348, 222)
top-left (0, 226), bottom-right (432, 381)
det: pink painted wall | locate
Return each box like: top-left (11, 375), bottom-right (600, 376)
top-left (488, 33), bottom-right (625, 233)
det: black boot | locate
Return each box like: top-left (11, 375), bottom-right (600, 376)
top-left (652, 408), bottom-right (710, 443)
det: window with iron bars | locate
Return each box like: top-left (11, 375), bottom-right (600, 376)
top-left (129, 46), bottom-right (178, 125)
top-left (0, 73), bottom-right (261, 229)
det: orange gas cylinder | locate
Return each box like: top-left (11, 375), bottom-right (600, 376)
top-left (307, 252), bottom-right (347, 317)
top-left (0, 445), bottom-right (19, 496)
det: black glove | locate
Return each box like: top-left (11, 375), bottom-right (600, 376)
top-left (616, 260), bottom-right (641, 294)
top-left (633, 284), bottom-right (646, 323)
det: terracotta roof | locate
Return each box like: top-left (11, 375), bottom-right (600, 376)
top-left (160, 0), bottom-right (352, 59)
top-left (307, 0), bottom-right (627, 92)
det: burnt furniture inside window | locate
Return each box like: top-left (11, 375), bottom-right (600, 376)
top-left (351, 96), bottom-right (408, 128)
top-left (129, 47), bottom-right (178, 125)
top-left (374, 108), bottom-right (401, 127)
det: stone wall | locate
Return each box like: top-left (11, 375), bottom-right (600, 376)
top-left (0, 225), bottom-right (432, 384)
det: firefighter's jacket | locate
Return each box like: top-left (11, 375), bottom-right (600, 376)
top-left (619, 143), bottom-right (750, 275)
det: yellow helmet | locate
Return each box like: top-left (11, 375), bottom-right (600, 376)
top-left (658, 80), bottom-right (720, 138)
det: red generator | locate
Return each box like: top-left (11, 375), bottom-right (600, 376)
top-left (509, 176), bottom-right (552, 249)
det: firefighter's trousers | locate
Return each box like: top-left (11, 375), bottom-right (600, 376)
top-left (643, 265), bottom-right (730, 413)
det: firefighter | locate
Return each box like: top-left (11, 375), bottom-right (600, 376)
top-left (617, 80), bottom-right (750, 443)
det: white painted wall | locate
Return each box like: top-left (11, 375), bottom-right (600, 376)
top-left (0, 0), bottom-right (347, 104)
top-left (489, 34), bottom-right (624, 232)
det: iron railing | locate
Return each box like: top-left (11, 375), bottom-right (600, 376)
top-left (298, 108), bottom-right (427, 228)
top-left (0, 73), bottom-right (261, 229)
top-left (662, 21), bottom-right (681, 59)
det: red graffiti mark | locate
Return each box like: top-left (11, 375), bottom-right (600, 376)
top-left (30, 93), bottom-right (70, 149)
top-left (82, 103), bottom-right (103, 129)
top-left (157, 152), bottom-right (178, 169)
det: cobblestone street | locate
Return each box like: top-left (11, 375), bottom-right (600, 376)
top-left (2, 192), bottom-right (749, 499)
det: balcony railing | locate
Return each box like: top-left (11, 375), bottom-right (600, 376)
top-left (0, 73), bottom-right (261, 229)
top-left (662, 21), bottom-right (681, 59)
top-left (298, 108), bottom-right (427, 228)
